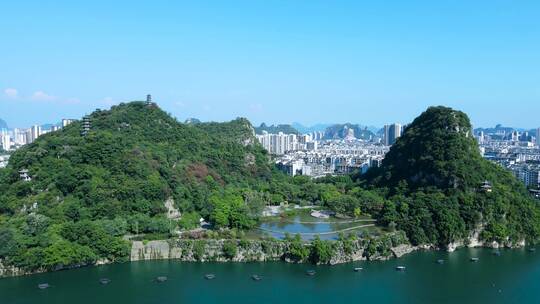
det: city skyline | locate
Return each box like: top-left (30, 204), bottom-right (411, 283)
top-left (1, 1), bottom-right (540, 128)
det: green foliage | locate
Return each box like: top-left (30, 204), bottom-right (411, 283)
top-left (178, 212), bottom-right (201, 230)
top-left (285, 234), bottom-right (309, 262)
top-left (309, 236), bottom-right (335, 264)
top-left (222, 240), bottom-right (238, 259)
top-left (339, 232), bottom-right (357, 255)
top-left (192, 240), bottom-right (206, 261)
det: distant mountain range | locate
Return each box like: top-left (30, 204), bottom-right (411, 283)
top-left (474, 124), bottom-right (538, 135)
top-left (291, 122), bottom-right (332, 134)
top-left (0, 118), bottom-right (8, 129)
top-left (323, 123), bottom-right (376, 140)
top-left (255, 122), bottom-right (380, 140)
top-left (254, 123), bottom-right (299, 135)
top-left (292, 122), bottom-right (379, 134)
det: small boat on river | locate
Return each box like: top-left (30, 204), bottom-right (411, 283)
top-left (354, 267), bottom-right (363, 272)
top-left (436, 259), bottom-right (445, 264)
top-left (395, 266), bottom-right (406, 271)
top-left (305, 270), bottom-right (316, 276)
top-left (155, 276), bottom-right (168, 283)
top-left (251, 275), bottom-right (262, 281)
top-left (99, 278), bottom-right (111, 285)
top-left (470, 257), bottom-right (479, 262)
top-left (205, 274), bottom-right (216, 280)
top-left (38, 283), bottom-right (50, 290)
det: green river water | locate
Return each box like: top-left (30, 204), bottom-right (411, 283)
top-left (1, 246), bottom-right (540, 304)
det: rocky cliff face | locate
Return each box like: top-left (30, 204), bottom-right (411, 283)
top-left (0, 260), bottom-right (27, 277)
top-left (130, 232), bottom-right (412, 265)
top-left (1, 233), bottom-right (412, 278)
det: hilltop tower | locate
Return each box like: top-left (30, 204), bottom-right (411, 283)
top-left (81, 115), bottom-right (91, 136)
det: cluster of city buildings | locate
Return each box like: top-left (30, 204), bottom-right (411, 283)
top-left (477, 128), bottom-right (540, 190)
top-left (259, 123), bottom-right (540, 193)
top-left (258, 123), bottom-right (402, 178)
top-left (0, 119), bottom-right (76, 152)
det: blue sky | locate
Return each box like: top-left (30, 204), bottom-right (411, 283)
top-left (1, 0), bottom-right (539, 128)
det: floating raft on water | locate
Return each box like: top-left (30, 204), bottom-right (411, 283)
top-left (155, 276), bottom-right (168, 283)
top-left (305, 270), bottom-right (316, 276)
top-left (99, 278), bottom-right (111, 285)
top-left (38, 283), bottom-right (50, 290)
top-left (395, 266), bottom-right (406, 271)
top-left (204, 274), bottom-right (216, 280)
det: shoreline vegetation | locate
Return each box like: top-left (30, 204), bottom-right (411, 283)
top-left (1, 230), bottom-right (529, 278)
top-left (1, 103), bottom-right (539, 278)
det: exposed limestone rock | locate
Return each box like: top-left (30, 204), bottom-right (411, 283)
top-left (164, 198), bottom-right (181, 219)
top-left (391, 244), bottom-right (416, 258)
top-left (130, 231), bottom-right (412, 265)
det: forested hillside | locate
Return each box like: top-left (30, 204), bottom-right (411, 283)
top-left (0, 102), bottom-right (275, 270)
top-left (361, 106), bottom-right (540, 247)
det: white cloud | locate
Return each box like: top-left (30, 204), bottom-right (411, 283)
top-left (4, 88), bottom-right (18, 99)
top-left (31, 91), bottom-right (56, 101)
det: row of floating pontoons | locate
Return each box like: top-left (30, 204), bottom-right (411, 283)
top-left (36, 248), bottom-right (537, 289)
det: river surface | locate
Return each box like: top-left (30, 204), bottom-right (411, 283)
top-left (1, 246), bottom-right (540, 304)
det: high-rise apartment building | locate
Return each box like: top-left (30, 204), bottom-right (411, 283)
top-left (27, 125), bottom-right (42, 144)
top-left (0, 131), bottom-right (11, 151)
top-left (383, 123), bottom-right (402, 145)
top-left (256, 131), bottom-right (303, 155)
top-left (62, 119), bottom-right (75, 127)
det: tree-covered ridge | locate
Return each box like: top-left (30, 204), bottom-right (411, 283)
top-left (0, 101), bottom-right (277, 270)
top-left (368, 106), bottom-right (481, 190)
top-left (361, 106), bottom-right (540, 247)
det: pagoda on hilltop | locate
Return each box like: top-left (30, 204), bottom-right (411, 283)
top-left (145, 94), bottom-right (156, 107)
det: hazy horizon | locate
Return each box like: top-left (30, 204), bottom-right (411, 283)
top-left (0, 100), bottom-right (537, 132)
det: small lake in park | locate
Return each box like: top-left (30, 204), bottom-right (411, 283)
top-left (256, 210), bottom-right (380, 240)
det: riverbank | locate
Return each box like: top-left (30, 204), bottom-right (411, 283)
top-left (3, 247), bottom-right (540, 304)
top-left (1, 230), bottom-right (530, 279)
top-left (130, 231), bottom-right (411, 264)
